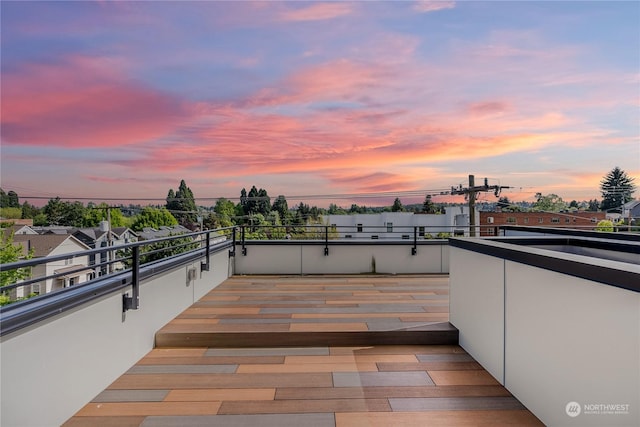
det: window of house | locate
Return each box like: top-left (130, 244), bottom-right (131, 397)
top-left (31, 283), bottom-right (40, 295)
top-left (565, 218), bottom-right (571, 223)
top-left (386, 222), bottom-right (393, 232)
top-left (418, 226), bottom-right (425, 237)
top-left (357, 224), bottom-right (363, 232)
top-left (487, 217), bottom-right (494, 224)
top-left (538, 218), bottom-right (544, 224)
top-left (371, 235), bottom-right (379, 239)
top-left (402, 234), bottom-right (410, 240)
top-left (551, 217), bottom-right (560, 223)
top-left (506, 217), bottom-right (516, 224)
top-left (591, 217), bottom-right (598, 223)
top-left (524, 218), bottom-right (529, 224)
top-left (345, 234), bottom-right (352, 238)
top-left (485, 228), bottom-right (495, 236)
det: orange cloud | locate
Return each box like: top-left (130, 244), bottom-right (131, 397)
top-left (2, 55), bottom-right (189, 147)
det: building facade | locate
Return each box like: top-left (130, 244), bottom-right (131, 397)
top-left (479, 211), bottom-right (607, 236)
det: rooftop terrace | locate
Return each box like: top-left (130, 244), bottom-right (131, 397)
top-left (63, 275), bottom-right (543, 426)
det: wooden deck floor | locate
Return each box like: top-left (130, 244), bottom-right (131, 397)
top-left (64, 275), bottom-right (543, 426)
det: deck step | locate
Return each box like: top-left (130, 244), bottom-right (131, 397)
top-left (155, 322), bottom-right (458, 348)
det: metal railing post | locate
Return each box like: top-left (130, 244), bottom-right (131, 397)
top-left (229, 227), bottom-right (237, 257)
top-left (123, 246), bottom-right (140, 311)
top-left (412, 226), bottom-right (417, 255)
top-left (241, 226), bottom-right (247, 256)
top-left (201, 232), bottom-right (210, 271)
top-left (324, 226), bottom-right (329, 256)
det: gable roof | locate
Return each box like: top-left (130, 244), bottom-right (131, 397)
top-left (2, 224), bottom-right (37, 240)
top-left (12, 234), bottom-right (91, 257)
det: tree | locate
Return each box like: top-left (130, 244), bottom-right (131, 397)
top-left (130, 207), bottom-right (178, 232)
top-left (256, 188), bottom-right (271, 216)
top-left (0, 207), bottom-right (22, 219)
top-left (391, 198), bottom-right (405, 212)
top-left (423, 195), bottom-right (437, 214)
top-left (1, 189), bottom-right (20, 209)
top-left (83, 204), bottom-right (125, 228)
top-left (41, 198), bottom-right (86, 226)
top-left (205, 198), bottom-right (236, 229)
top-left (21, 201), bottom-right (40, 219)
top-left (532, 193), bottom-right (567, 212)
top-left (1, 232), bottom-right (34, 305)
top-left (272, 195), bottom-right (289, 223)
top-left (600, 167), bottom-right (636, 213)
top-left (166, 180), bottom-right (197, 228)
top-left (587, 199), bottom-right (600, 211)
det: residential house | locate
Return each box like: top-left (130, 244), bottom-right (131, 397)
top-left (11, 234), bottom-right (92, 297)
top-left (622, 200), bottom-right (640, 225)
top-left (2, 224), bottom-right (38, 238)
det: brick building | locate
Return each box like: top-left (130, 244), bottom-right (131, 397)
top-left (479, 211), bottom-right (606, 236)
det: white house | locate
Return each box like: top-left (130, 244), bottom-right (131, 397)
top-left (326, 206), bottom-right (476, 239)
top-left (11, 234), bottom-right (92, 297)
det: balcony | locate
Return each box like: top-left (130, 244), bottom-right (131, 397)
top-left (1, 226), bottom-right (638, 426)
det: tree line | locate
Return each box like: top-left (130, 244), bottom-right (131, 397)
top-left (1, 167), bottom-right (635, 231)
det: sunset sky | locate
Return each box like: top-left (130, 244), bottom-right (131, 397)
top-left (1, 1), bottom-right (638, 208)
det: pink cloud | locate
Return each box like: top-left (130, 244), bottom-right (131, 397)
top-left (466, 101), bottom-right (511, 117)
top-left (2, 55), bottom-right (189, 147)
top-left (279, 3), bottom-right (354, 22)
top-left (413, 1), bottom-right (456, 13)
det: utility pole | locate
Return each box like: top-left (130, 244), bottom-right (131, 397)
top-left (450, 175), bottom-right (510, 237)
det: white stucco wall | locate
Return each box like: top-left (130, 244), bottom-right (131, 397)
top-left (0, 250), bottom-right (231, 427)
top-left (449, 243), bottom-right (640, 427)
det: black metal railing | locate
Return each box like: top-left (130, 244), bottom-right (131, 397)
top-left (0, 227), bottom-right (234, 336)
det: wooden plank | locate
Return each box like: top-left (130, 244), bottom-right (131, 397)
top-left (275, 385), bottom-right (512, 400)
top-left (137, 356), bottom-right (285, 365)
top-left (427, 370), bottom-right (500, 386)
top-left (108, 373), bottom-right (334, 389)
top-left (335, 410), bottom-right (544, 426)
top-left (74, 401), bottom-right (221, 417)
top-left (236, 362), bottom-right (379, 373)
top-left (284, 354), bottom-right (417, 364)
top-left (62, 416), bottom-right (144, 427)
top-left (164, 389), bottom-right (275, 401)
top-left (217, 398), bottom-right (391, 415)
top-left (288, 322), bottom-right (369, 332)
top-left (377, 362), bottom-right (483, 371)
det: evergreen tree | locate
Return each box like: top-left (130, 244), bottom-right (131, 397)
top-left (600, 167), bottom-right (636, 212)
top-left (272, 195), bottom-right (289, 223)
top-left (166, 180), bottom-right (197, 228)
top-left (256, 188), bottom-right (271, 216)
top-left (391, 198), bottom-right (405, 212)
top-left (0, 189), bottom-right (20, 208)
top-left (423, 195), bottom-right (437, 214)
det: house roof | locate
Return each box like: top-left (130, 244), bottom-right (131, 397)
top-left (112, 227), bottom-right (138, 238)
top-left (2, 224), bottom-right (37, 240)
top-left (12, 234), bottom-right (91, 257)
top-left (138, 225), bottom-right (190, 240)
